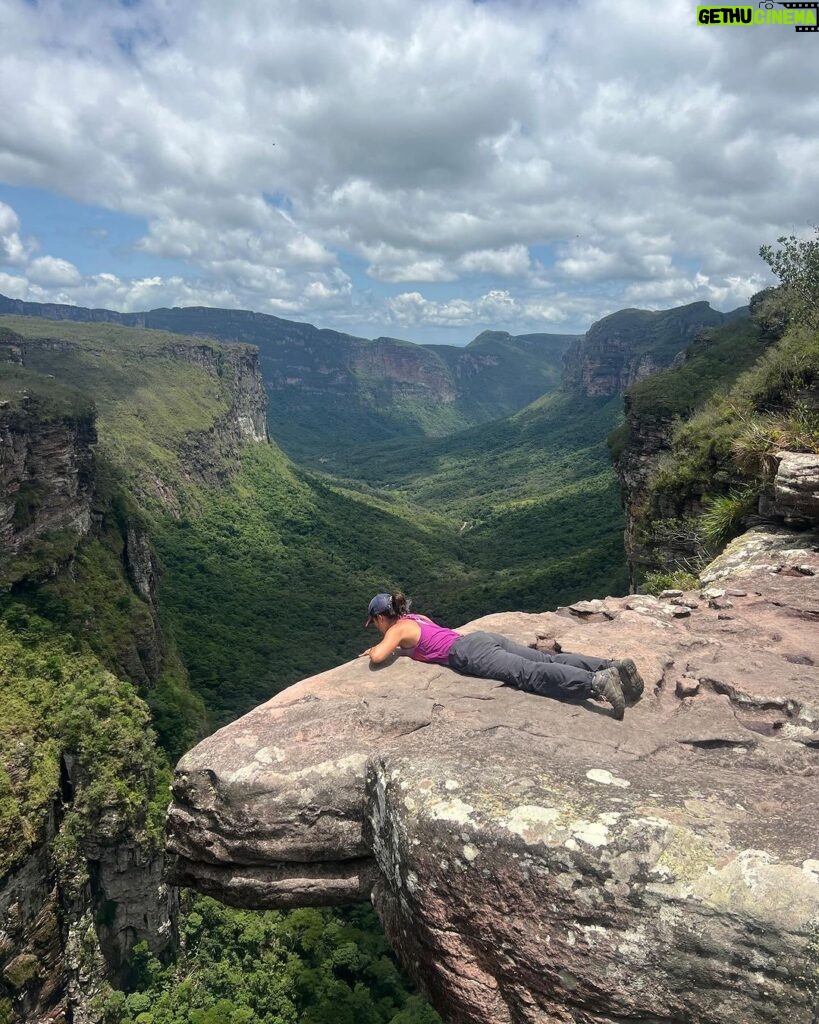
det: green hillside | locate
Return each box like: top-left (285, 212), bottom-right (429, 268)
top-left (0, 316), bottom-right (247, 498)
top-left (612, 292), bottom-right (819, 587)
top-left (322, 388), bottom-right (629, 613)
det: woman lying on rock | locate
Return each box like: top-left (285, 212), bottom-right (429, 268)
top-left (361, 591), bottom-right (644, 719)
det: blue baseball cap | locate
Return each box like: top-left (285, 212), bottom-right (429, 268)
top-left (365, 592), bottom-right (392, 626)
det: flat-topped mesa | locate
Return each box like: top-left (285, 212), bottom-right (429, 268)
top-left (167, 527), bottom-right (819, 1024)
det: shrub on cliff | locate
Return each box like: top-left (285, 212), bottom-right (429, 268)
top-left (760, 228), bottom-right (819, 331)
top-left (0, 613), bottom-right (169, 880)
top-left (630, 320), bottom-right (819, 577)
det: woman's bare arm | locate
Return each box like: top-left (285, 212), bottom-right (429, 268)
top-left (361, 619), bottom-right (421, 664)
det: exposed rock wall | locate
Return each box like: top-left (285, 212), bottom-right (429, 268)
top-left (0, 818), bottom-right (65, 1022)
top-left (351, 338), bottom-right (459, 404)
top-left (0, 320), bottom-right (274, 1021)
top-left (615, 418), bottom-right (819, 585)
top-left (0, 831), bottom-right (174, 1024)
top-left (0, 396), bottom-right (178, 1021)
top-left (160, 341), bottom-right (268, 447)
top-left (772, 451), bottom-right (819, 524)
top-left (1, 816), bottom-right (175, 1023)
top-left (564, 301), bottom-right (728, 397)
top-left (0, 398), bottom-right (96, 586)
top-left (168, 526), bottom-right (819, 1024)
top-left (82, 837), bottom-right (177, 988)
top-left (166, 341), bottom-right (269, 492)
top-left (610, 393), bottom-right (714, 584)
top-left (564, 337), bottom-right (670, 396)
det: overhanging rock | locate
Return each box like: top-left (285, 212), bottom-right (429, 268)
top-left (167, 527), bottom-right (819, 1024)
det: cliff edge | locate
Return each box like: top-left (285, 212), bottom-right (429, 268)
top-left (167, 526), bottom-right (819, 1024)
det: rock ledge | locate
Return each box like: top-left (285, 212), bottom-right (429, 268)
top-left (167, 527), bottom-right (819, 1024)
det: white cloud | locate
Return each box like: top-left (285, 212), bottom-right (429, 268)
top-left (0, 0), bottom-right (811, 333)
top-left (386, 288), bottom-right (567, 328)
top-left (458, 245), bottom-right (532, 277)
top-left (27, 255), bottom-right (82, 287)
top-left (0, 201), bottom-right (31, 265)
top-left (0, 271), bottom-right (28, 298)
top-left (623, 272), bottom-right (766, 311)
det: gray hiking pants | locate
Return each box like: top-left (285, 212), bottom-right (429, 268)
top-left (447, 631), bottom-right (611, 702)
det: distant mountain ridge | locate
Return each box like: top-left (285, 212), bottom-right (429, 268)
top-left (0, 293), bottom-right (748, 462)
top-left (0, 294), bottom-right (577, 458)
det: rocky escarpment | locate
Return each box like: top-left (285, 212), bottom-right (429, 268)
top-left (612, 386), bottom-right (725, 584)
top-left (168, 526), bottom-right (819, 1024)
top-left (0, 458), bottom-right (176, 1023)
top-left (613, 395), bottom-right (818, 587)
top-left (0, 359), bottom-right (183, 1021)
top-left (1, 791), bottom-right (175, 1024)
top-left (0, 327), bottom-right (269, 492)
top-left (564, 301), bottom-right (732, 397)
top-left (162, 340), bottom-right (269, 491)
top-left (0, 317), bottom-right (277, 1022)
top-left (160, 341), bottom-right (268, 447)
top-left (607, 301), bottom-right (819, 587)
top-left (0, 394), bottom-right (96, 588)
top-left (766, 451), bottom-right (819, 525)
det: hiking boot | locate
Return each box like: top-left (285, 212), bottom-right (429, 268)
top-left (614, 657), bottom-right (644, 706)
top-left (591, 667), bottom-right (625, 720)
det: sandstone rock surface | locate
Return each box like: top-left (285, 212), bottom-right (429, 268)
top-left (167, 528), bottom-right (819, 1024)
top-left (774, 451), bottom-right (819, 523)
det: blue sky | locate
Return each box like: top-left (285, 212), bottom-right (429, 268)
top-left (0, 0), bottom-right (815, 344)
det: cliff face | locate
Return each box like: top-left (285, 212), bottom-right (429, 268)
top-left (564, 301), bottom-right (730, 397)
top-left (0, 397), bottom-right (96, 587)
top-left (165, 340), bottom-right (269, 489)
top-left (0, 335), bottom-right (243, 1015)
top-left (611, 314), bottom-right (817, 585)
top-left (1, 789), bottom-right (175, 1024)
top-left (167, 526), bottom-right (819, 1024)
top-left (613, 392), bottom-right (706, 582)
top-left (160, 341), bottom-right (268, 447)
top-left (0, 322), bottom-right (270, 514)
top-left (0, 393), bottom-right (176, 1022)
top-left (0, 317), bottom-right (278, 1021)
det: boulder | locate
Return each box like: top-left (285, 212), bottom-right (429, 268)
top-left (775, 451), bottom-right (819, 522)
top-left (167, 528), bottom-right (819, 1024)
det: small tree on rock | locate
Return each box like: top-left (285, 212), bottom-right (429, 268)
top-left (759, 229), bottom-right (819, 331)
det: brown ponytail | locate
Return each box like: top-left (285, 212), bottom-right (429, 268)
top-left (390, 591), bottom-right (411, 618)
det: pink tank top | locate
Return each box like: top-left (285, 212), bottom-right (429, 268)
top-left (402, 614), bottom-right (462, 664)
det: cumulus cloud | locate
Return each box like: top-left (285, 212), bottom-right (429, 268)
top-left (458, 246), bottom-right (532, 277)
top-left (0, 201), bottom-right (31, 264)
top-left (0, 0), bottom-right (811, 334)
top-left (386, 288), bottom-right (566, 328)
top-left (27, 256), bottom-right (82, 287)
